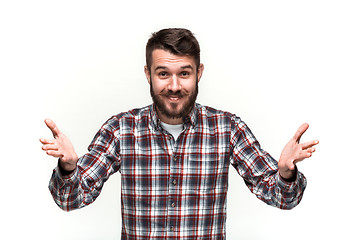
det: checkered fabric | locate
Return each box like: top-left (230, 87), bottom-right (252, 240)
top-left (49, 103), bottom-right (306, 239)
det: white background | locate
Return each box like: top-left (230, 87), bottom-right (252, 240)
top-left (1, 0), bottom-right (359, 239)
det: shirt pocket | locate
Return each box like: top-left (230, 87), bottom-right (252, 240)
top-left (185, 153), bottom-right (228, 194)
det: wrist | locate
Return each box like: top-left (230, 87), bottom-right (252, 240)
top-left (58, 159), bottom-right (77, 175)
top-left (279, 166), bottom-right (298, 182)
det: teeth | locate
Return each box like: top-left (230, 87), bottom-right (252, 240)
top-left (169, 96), bottom-right (180, 99)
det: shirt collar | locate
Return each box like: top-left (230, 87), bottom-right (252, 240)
top-left (149, 103), bottom-right (199, 129)
top-left (184, 103), bottom-right (198, 127)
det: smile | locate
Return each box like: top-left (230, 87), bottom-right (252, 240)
top-left (168, 96), bottom-right (181, 101)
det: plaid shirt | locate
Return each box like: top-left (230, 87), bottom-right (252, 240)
top-left (49, 103), bottom-right (307, 239)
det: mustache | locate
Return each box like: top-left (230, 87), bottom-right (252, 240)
top-left (161, 90), bottom-right (185, 98)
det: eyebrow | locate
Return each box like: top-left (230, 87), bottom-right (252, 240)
top-left (180, 65), bottom-right (194, 70)
top-left (154, 65), bottom-right (194, 72)
top-left (154, 66), bottom-right (167, 72)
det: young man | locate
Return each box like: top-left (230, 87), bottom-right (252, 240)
top-left (40, 28), bottom-right (318, 239)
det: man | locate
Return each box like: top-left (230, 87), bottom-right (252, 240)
top-left (40, 28), bottom-right (318, 239)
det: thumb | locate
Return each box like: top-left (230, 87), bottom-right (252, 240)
top-left (288, 162), bottom-right (295, 171)
top-left (44, 118), bottom-right (61, 138)
top-left (293, 123), bottom-right (309, 143)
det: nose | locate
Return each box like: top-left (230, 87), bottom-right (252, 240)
top-left (168, 75), bottom-right (181, 92)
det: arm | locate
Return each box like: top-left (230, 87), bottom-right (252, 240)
top-left (40, 118), bottom-right (120, 211)
top-left (230, 118), bottom-right (318, 209)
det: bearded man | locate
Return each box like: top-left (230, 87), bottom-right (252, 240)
top-left (40, 28), bottom-right (318, 239)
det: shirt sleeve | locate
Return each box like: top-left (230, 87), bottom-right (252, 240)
top-left (48, 116), bottom-right (121, 211)
top-left (229, 115), bottom-right (307, 210)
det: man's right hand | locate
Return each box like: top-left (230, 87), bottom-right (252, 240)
top-left (40, 119), bottom-right (78, 172)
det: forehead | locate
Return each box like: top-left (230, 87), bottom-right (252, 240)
top-left (151, 49), bottom-right (196, 70)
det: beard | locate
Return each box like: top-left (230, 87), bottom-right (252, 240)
top-left (150, 80), bottom-right (198, 120)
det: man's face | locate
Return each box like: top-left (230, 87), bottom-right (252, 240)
top-left (145, 49), bottom-right (204, 124)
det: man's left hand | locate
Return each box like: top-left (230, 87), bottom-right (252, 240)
top-left (278, 123), bottom-right (319, 180)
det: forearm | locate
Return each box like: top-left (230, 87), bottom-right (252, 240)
top-left (48, 165), bottom-right (86, 211)
top-left (45, 116), bottom-right (121, 211)
top-left (245, 168), bottom-right (307, 210)
top-left (230, 117), bottom-right (312, 210)
top-left (49, 151), bottom-right (120, 211)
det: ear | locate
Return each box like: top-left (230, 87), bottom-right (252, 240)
top-left (144, 65), bottom-right (151, 84)
top-left (197, 63), bottom-right (204, 83)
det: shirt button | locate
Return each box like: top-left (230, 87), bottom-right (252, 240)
top-left (167, 135), bottom-right (172, 140)
top-left (173, 156), bottom-right (177, 162)
top-left (170, 226), bottom-right (175, 232)
top-left (171, 202), bottom-right (176, 208)
top-left (172, 179), bottom-right (177, 185)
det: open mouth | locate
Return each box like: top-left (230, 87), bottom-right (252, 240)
top-left (163, 92), bottom-right (183, 101)
top-left (168, 96), bottom-right (181, 101)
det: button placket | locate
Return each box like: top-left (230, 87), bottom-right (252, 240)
top-left (167, 141), bottom-right (180, 235)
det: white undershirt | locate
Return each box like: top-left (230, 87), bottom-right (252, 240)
top-left (160, 122), bottom-right (184, 140)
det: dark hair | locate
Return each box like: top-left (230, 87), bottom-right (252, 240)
top-left (146, 28), bottom-right (201, 72)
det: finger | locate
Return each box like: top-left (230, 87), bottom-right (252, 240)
top-left (306, 148), bottom-right (315, 154)
top-left (44, 119), bottom-right (61, 138)
top-left (46, 150), bottom-right (64, 158)
top-left (295, 150), bottom-right (313, 162)
top-left (293, 123), bottom-right (309, 143)
top-left (42, 144), bottom-right (58, 151)
top-left (301, 140), bottom-right (319, 150)
top-left (40, 138), bottom-right (51, 144)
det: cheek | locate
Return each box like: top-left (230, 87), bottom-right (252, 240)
top-left (183, 81), bottom-right (197, 92)
top-left (151, 80), bottom-right (166, 93)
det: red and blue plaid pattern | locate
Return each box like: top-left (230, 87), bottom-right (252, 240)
top-left (49, 103), bottom-right (306, 239)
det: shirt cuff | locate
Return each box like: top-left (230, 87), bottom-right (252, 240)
top-left (277, 169), bottom-right (300, 192)
top-left (54, 163), bottom-right (79, 188)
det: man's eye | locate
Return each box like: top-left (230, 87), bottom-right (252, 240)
top-left (159, 72), bottom-right (168, 77)
top-left (180, 72), bottom-right (190, 77)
